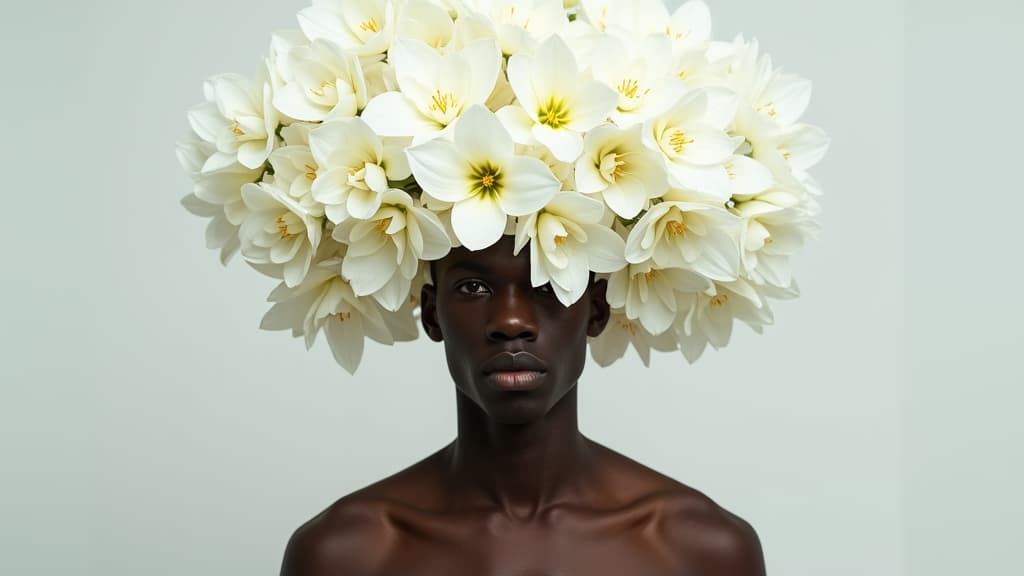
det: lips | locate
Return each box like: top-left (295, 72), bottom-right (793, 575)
top-left (481, 351), bottom-right (548, 374)
top-left (481, 351), bottom-right (548, 391)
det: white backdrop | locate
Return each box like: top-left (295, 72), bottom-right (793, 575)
top-left (2, 1), bottom-right (1020, 575)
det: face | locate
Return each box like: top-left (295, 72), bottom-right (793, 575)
top-left (421, 235), bottom-right (609, 425)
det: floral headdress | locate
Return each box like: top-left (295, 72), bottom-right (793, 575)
top-left (178, 0), bottom-right (829, 373)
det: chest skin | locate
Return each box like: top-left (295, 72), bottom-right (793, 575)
top-left (368, 494), bottom-right (698, 576)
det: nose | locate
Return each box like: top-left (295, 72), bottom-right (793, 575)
top-left (486, 286), bottom-right (538, 343)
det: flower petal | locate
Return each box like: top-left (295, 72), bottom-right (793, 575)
top-left (451, 194), bottom-right (507, 250)
top-left (497, 156), bottom-right (561, 216)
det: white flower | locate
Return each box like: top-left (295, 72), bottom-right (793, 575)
top-left (513, 192), bottom-right (626, 306)
top-left (239, 182), bottom-right (323, 287)
top-left (334, 189), bottom-right (452, 311)
top-left (665, 0), bottom-right (712, 56)
top-left (394, 0), bottom-right (455, 48)
top-left (588, 308), bottom-right (678, 367)
top-left (298, 0), bottom-right (395, 58)
top-left (460, 0), bottom-right (569, 56)
top-left (267, 145), bottom-right (325, 218)
top-left (606, 260), bottom-right (713, 335)
top-left (406, 105), bottom-right (561, 250)
top-left (260, 254), bottom-right (409, 374)
top-left (674, 278), bottom-right (773, 363)
top-left (309, 117), bottom-right (411, 223)
top-left (177, 135), bottom-right (262, 263)
top-left (588, 33), bottom-right (688, 127)
top-left (360, 38), bottom-right (501, 142)
top-left (272, 39), bottom-right (368, 122)
top-left (734, 194), bottom-right (818, 288)
top-left (643, 88), bottom-right (742, 200)
top-left (498, 34), bottom-right (618, 162)
top-left (187, 73), bottom-right (279, 170)
top-left (625, 197), bottom-right (742, 282)
top-left (578, 0), bottom-right (666, 35)
top-left (574, 123), bottom-right (669, 219)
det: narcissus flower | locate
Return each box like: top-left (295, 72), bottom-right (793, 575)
top-left (406, 105), bottom-right (560, 250)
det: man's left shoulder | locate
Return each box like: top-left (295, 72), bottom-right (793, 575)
top-left (655, 485), bottom-right (766, 576)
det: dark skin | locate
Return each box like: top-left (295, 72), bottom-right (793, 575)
top-left (281, 235), bottom-right (766, 576)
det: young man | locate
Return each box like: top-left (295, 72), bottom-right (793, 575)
top-left (280, 235), bottom-right (766, 576)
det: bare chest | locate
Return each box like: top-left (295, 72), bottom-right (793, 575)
top-left (372, 505), bottom-right (694, 576)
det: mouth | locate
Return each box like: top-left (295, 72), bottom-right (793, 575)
top-left (481, 351), bottom-right (549, 392)
top-left (485, 370), bottom-right (546, 391)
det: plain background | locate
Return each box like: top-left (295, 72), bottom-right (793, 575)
top-left (1, 0), bottom-right (1020, 574)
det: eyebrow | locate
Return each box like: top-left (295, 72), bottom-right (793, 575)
top-left (445, 261), bottom-right (493, 276)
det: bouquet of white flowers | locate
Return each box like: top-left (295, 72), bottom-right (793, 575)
top-left (178, 0), bottom-right (829, 373)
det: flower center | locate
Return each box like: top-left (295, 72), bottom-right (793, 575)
top-left (616, 318), bottom-right (639, 336)
top-left (669, 130), bottom-right (693, 154)
top-left (231, 119), bottom-right (245, 137)
top-left (470, 162), bottom-right (503, 198)
top-left (643, 269), bottom-right (659, 283)
top-left (276, 215), bottom-right (299, 239)
top-left (304, 163), bottom-right (318, 181)
top-left (617, 78), bottom-right (641, 100)
top-left (310, 79), bottom-right (336, 99)
top-left (360, 18), bottom-right (380, 34)
top-left (667, 221), bottom-right (687, 238)
top-left (709, 294), bottom-right (729, 308)
top-left (430, 90), bottom-right (457, 115)
top-left (336, 312), bottom-right (352, 322)
top-left (554, 235), bottom-right (568, 247)
top-left (757, 100), bottom-right (778, 119)
top-left (599, 152), bottom-right (627, 183)
top-left (375, 217), bottom-right (393, 236)
top-left (538, 97), bottom-right (571, 130)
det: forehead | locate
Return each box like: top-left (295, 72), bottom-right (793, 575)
top-left (433, 236), bottom-right (530, 281)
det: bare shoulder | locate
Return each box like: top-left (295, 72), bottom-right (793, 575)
top-left (659, 486), bottom-right (766, 576)
top-left (594, 443), bottom-right (766, 575)
top-left (280, 449), bottom-right (447, 576)
top-left (279, 492), bottom-right (395, 576)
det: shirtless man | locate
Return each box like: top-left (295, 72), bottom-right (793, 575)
top-left (280, 235), bottom-right (766, 576)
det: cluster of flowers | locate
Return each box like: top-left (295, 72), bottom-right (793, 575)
top-left (178, 0), bottom-right (829, 373)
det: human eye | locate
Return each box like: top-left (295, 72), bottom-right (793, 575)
top-left (455, 280), bottom-right (490, 295)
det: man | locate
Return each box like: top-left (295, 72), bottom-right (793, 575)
top-left (280, 235), bottom-right (766, 576)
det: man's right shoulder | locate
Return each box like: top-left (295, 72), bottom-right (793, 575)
top-left (280, 495), bottom-right (394, 576)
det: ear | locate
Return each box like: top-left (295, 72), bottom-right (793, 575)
top-left (420, 283), bottom-right (444, 342)
top-left (586, 278), bottom-right (610, 338)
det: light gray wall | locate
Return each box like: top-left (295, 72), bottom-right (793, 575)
top-left (2, 1), bottom-right (1020, 575)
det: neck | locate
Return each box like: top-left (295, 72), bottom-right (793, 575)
top-left (443, 385), bottom-right (596, 518)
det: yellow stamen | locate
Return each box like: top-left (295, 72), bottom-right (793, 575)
top-left (554, 235), bottom-right (568, 247)
top-left (310, 80), bottom-right (335, 98)
top-left (643, 269), bottom-right (659, 283)
top-left (709, 294), bottom-right (729, 308)
top-left (231, 119), bottom-right (245, 137)
top-left (430, 90), bottom-right (456, 115)
top-left (375, 217), bottom-right (393, 236)
top-left (304, 163), bottom-right (317, 181)
top-left (537, 97), bottom-right (571, 129)
top-left (276, 216), bottom-right (296, 239)
top-left (470, 162), bottom-right (502, 198)
top-left (616, 318), bottom-right (638, 336)
top-left (616, 78), bottom-right (641, 99)
top-left (360, 18), bottom-right (380, 34)
top-left (757, 100), bottom-right (778, 118)
top-left (669, 130), bottom-right (693, 154)
top-left (667, 221), bottom-right (687, 238)
top-left (336, 312), bottom-right (352, 322)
